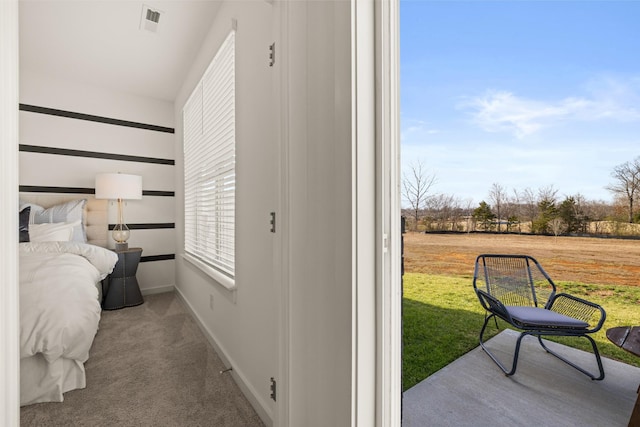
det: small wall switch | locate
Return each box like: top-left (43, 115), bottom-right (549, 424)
top-left (209, 294), bottom-right (214, 310)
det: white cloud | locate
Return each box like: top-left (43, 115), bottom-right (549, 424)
top-left (460, 77), bottom-right (640, 138)
top-left (401, 118), bottom-right (440, 141)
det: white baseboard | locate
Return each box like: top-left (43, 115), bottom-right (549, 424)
top-left (140, 284), bottom-right (175, 296)
top-left (174, 287), bottom-right (273, 427)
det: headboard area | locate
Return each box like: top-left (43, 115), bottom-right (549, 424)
top-left (19, 193), bottom-right (109, 248)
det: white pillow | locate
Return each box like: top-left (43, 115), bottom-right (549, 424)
top-left (29, 220), bottom-right (80, 242)
top-left (26, 199), bottom-right (87, 243)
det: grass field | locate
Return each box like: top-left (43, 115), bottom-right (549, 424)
top-left (402, 232), bottom-right (640, 391)
top-left (404, 232), bottom-right (640, 287)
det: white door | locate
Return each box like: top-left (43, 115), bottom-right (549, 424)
top-left (233, 0), bottom-right (279, 421)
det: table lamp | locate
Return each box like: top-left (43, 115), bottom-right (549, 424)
top-left (95, 173), bottom-right (142, 250)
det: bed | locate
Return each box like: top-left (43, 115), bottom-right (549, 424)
top-left (18, 194), bottom-right (118, 406)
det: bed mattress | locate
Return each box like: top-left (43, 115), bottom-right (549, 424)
top-left (19, 241), bottom-right (117, 406)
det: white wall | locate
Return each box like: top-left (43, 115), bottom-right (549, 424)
top-left (19, 70), bottom-right (176, 294)
top-left (285, 2), bottom-right (354, 425)
top-left (175, 1), bottom-right (357, 426)
top-left (174, 1), bottom-right (278, 425)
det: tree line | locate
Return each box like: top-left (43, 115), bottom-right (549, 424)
top-left (402, 157), bottom-right (640, 236)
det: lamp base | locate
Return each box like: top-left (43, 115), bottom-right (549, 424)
top-left (115, 242), bottom-right (129, 251)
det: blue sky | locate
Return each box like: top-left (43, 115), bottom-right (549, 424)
top-left (401, 0), bottom-right (640, 206)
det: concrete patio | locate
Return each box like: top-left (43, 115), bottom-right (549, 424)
top-left (403, 329), bottom-right (640, 427)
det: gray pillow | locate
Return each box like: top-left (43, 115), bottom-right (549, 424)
top-left (31, 199), bottom-right (87, 243)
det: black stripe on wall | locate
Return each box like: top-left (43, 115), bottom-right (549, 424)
top-left (143, 190), bottom-right (175, 197)
top-left (19, 104), bottom-right (175, 134)
top-left (20, 185), bottom-right (95, 194)
top-left (19, 186), bottom-right (175, 197)
top-left (141, 254), bottom-right (175, 263)
top-left (109, 223), bottom-right (175, 230)
top-left (20, 145), bottom-right (175, 166)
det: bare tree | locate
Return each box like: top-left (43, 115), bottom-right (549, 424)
top-left (427, 193), bottom-right (457, 231)
top-left (549, 217), bottom-right (565, 239)
top-left (606, 156), bottom-right (640, 223)
top-left (507, 190), bottom-right (522, 232)
top-left (402, 160), bottom-right (436, 231)
top-left (488, 182), bottom-right (507, 231)
top-left (463, 198), bottom-right (476, 233)
top-left (570, 193), bottom-right (588, 233)
top-left (584, 200), bottom-right (612, 234)
top-left (448, 196), bottom-right (465, 231)
top-left (537, 185), bottom-right (558, 205)
top-left (516, 187), bottom-right (537, 232)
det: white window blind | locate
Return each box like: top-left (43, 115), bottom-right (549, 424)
top-left (183, 30), bottom-right (235, 279)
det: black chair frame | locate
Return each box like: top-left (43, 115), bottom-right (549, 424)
top-left (473, 254), bottom-right (606, 381)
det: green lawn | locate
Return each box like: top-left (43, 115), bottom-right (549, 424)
top-left (402, 272), bottom-right (640, 391)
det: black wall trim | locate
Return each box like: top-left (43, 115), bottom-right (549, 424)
top-left (19, 185), bottom-right (175, 197)
top-left (109, 223), bottom-right (175, 230)
top-left (143, 190), bottom-right (175, 197)
top-left (20, 185), bottom-right (95, 194)
top-left (19, 104), bottom-right (175, 134)
top-left (141, 254), bottom-right (175, 263)
top-left (20, 144), bottom-right (175, 166)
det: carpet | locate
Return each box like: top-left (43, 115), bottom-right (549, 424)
top-left (21, 292), bottom-right (264, 427)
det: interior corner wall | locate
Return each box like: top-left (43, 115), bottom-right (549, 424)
top-left (18, 70), bottom-right (176, 294)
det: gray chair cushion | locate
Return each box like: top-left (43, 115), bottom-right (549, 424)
top-left (506, 306), bottom-right (589, 329)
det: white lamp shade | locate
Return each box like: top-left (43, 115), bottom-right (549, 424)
top-left (95, 173), bottom-right (143, 200)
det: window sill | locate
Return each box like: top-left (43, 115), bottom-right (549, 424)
top-left (182, 253), bottom-right (237, 292)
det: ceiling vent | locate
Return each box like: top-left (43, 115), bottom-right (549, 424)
top-left (140, 4), bottom-right (162, 33)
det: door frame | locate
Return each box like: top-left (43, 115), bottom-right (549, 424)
top-left (351, 1), bottom-right (402, 425)
top-left (373, 0), bottom-right (402, 425)
top-left (276, 0), bottom-right (401, 425)
top-left (0, 1), bottom-right (20, 425)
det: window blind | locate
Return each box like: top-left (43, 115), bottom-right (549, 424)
top-left (183, 30), bottom-right (235, 278)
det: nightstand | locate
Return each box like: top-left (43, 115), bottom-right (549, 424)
top-left (102, 247), bottom-right (144, 310)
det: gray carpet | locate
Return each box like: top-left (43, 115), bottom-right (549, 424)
top-left (403, 329), bottom-right (640, 427)
top-left (21, 292), bottom-right (264, 427)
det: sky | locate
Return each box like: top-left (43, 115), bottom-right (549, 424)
top-left (400, 0), bottom-right (640, 207)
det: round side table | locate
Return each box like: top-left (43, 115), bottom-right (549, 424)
top-left (102, 247), bottom-right (144, 310)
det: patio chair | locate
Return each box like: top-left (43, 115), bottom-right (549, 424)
top-left (473, 254), bottom-right (606, 380)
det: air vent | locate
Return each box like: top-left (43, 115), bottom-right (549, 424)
top-left (140, 4), bottom-right (162, 33)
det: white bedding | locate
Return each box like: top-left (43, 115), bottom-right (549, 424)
top-left (19, 241), bottom-right (118, 405)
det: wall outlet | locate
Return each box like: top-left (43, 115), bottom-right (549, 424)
top-left (209, 294), bottom-right (214, 311)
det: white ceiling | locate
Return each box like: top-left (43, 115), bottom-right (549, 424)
top-left (19, 1), bottom-right (222, 102)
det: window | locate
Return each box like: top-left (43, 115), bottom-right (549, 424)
top-left (183, 30), bottom-right (236, 284)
